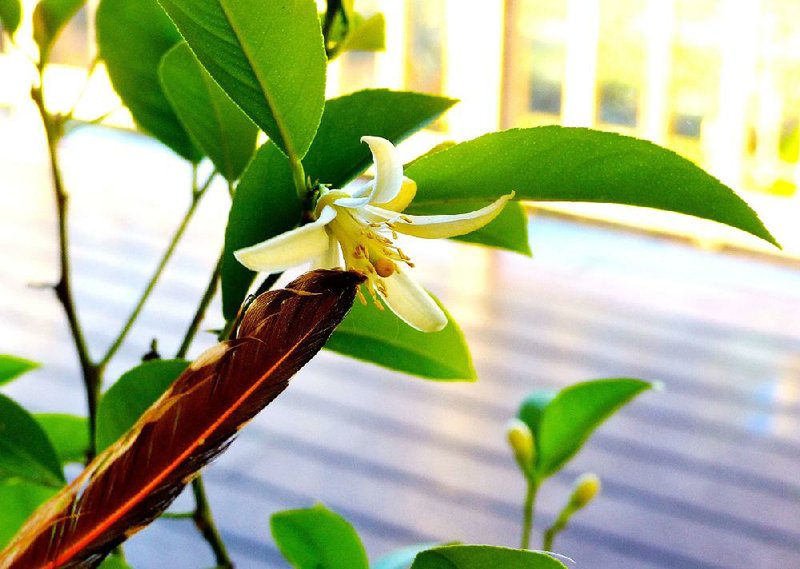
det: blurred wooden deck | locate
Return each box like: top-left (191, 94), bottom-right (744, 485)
top-left (1, 127), bottom-right (799, 568)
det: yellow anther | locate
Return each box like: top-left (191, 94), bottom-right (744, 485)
top-left (374, 258), bottom-right (396, 278)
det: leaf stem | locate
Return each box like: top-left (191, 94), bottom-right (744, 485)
top-left (520, 478), bottom-right (539, 549)
top-left (98, 167), bottom-right (217, 370)
top-left (290, 156), bottom-right (308, 201)
top-left (191, 476), bottom-right (234, 568)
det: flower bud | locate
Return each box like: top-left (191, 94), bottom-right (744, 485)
top-left (506, 418), bottom-right (535, 474)
top-left (570, 473), bottom-right (601, 510)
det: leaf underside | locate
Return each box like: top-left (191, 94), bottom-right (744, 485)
top-left (0, 270), bottom-right (363, 569)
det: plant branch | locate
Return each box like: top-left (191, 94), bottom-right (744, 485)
top-left (176, 255), bottom-right (222, 359)
top-left (191, 471), bottom-right (233, 568)
top-left (32, 67), bottom-right (102, 455)
top-left (98, 167), bottom-right (217, 370)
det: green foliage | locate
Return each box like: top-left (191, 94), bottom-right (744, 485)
top-left (221, 89), bottom-right (457, 320)
top-left (271, 503), bottom-right (369, 569)
top-left (32, 0), bottom-right (84, 61)
top-left (326, 293), bottom-right (476, 381)
top-left (98, 554), bottom-right (133, 569)
top-left (518, 378), bottom-right (652, 478)
top-left (157, 0), bottom-right (327, 160)
top-left (95, 359), bottom-right (189, 452)
top-left (0, 394), bottom-right (64, 487)
top-left (410, 545), bottom-right (567, 569)
top-left (0, 354), bottom-right (39, 386)
top-left (304, 90), bottom-right (456, 187)
top-left (0, 480), bottom-right (58, 549)
top-left (405, 127), bottom-right (779, 247)
top-left (221, 143), bottom-right (303, 320)
top-left (160, 42), bottom-right (258, 182)
top-left (0, 0), bottom-right (21, 36)
top-left (373, 544), bottom-right (443, 569)
top-left (96, 0), bottom-right (201, 162)
top-left (338, 13), bottom-right (385, 53)
top-left (34, 414), bottom-right (88, 465)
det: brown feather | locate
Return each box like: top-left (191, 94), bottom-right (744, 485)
top-left (0, 269), bottom-right (364, 568)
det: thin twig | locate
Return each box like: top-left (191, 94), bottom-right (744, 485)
top-left (176, 255), bottom-right (222, 359)
top-left (32, 66), bottom-right (102, 455)
top-left (191, 470), bottom-right (234, 567)
top-left (98, 167), bottom-right (217, 370)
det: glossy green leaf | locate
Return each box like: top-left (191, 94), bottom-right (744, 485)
top-left (222, 89), bottom-right (457, 320)
top-left (33, 0), bottom-right (84, 60)
top-left (34, 414), bottom-right (88, 465)
top-left (95, 359), bottom-right (189, 452)
top-left (373, 543), bottom-right (442, 569)
top-left (160, 42), bottom-right (257, 182)
top-left (326, 293), bottom-right (475, 381)
top-left (271, 504), bottom-right (369, 569)
top-left (221, 143), bottom-right (302, 320)
top-left (157, 0), bottom-right (326, 160)
top-left (0, 0), bottom-right (21, 35)
top-left (405, 127), bottom-right (779, 247)
top-left (0, 480), bottom-right (58, 549)
top-left (304, 89), bottom-right (457, 187)
top-left (528, 378), bottom-right (652, 478)
top-left (96, 0), bottom-right (201, 161)
top-left (0, 354), bottom-right (39, 386)
top-left (0, 394), bottom-right (64, 487)
top-left (338, 13), bottom-right (385, 53)
top-left (410, 546), bottom-right (567, 569)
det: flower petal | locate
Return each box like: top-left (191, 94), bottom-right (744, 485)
top-left (234, 207), bottom-right (337, 274)
top-left (368, 192), bottom-right (515, 239)
top-left (379, 268), bottom-right (447, 332)
top-left (312, 232), bottom-right (342, 269)
top-left (374, 177), bottom-right (417, 212)
top-left (361, 136), bottom-right (404, 205)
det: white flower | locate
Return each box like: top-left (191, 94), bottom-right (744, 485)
top-left (235, 136), bottom-right (514, 332)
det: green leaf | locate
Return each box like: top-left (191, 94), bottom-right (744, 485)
top-left (304, 89), bottom-right (457, 187)
top-left (0, 354), bottom-right (39, 386)
top-left (95, 359), bottom-right (189, 452)
top-left (0, 394), bottom-right (65, 487)
top-left (526, 378), bottom-right (652, 478)
top-left (0, 0), bottom-right (22, 36)
top-left (0, 479), bottom-right (58, 549)
top-left (221, 143), bottom-right (302, 320)
top-left (373, 543), bottom-right (442, 569)
top-left (98, 554), bottom-right (133, 569)
top-left (34, 414), bottom-right (88, 465)
top-left (339, 13), bottom-right (385, 53)
top-left (160, 42), bottom-right (258, 182)
top-left (410, 545), bottom-right (567, 569)
top-left (405, 127), bottom-right (779, 247)
top-left (33, 0), bottom-right (84, 60)
top-left (271, 504), bottom-right (369, 569)
top-left (326, 293), bottom-right (475, 381)
top-left (157, 0), bottom-right (327, 160)
top-left (96, 0), bottom-right (201, 161)
top-left (222, 89), bottom-right (457, 320)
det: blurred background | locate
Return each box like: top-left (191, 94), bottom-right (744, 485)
top-left (1, 1), bottom-right (799, 568)
top-left (4, 0), bottom-right (800, 253)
